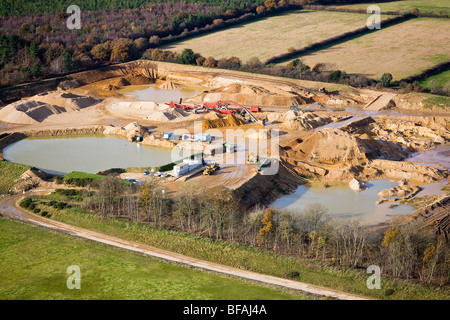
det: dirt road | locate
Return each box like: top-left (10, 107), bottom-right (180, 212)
top-left (0, 193), bottom-right (369, 300)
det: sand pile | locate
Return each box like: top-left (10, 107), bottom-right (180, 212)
top-left (160, 81), bottom-right (182, 90)
top-left (144, 108), bottom-right (189, 122)
top-left (103, 122), bottom-right (147, 141)
top-left (202, 113), bottom-right (245, 130)
top-left (111, 77), bottom-right (131, 87)
top-left (108, 101), bottom-right (186, 120)
top-left (246, 129), bottom-right (272, 140)
top-left (282, 128), bottom-right (374, 165)
top-left (29, 91), bottom-right (101, 110)
top-left (186, 83), bottom-right (309, 107)
top-left (0, 100), bottom-right (65, 124)
top-left (277, 112), bottom-right (333, 131)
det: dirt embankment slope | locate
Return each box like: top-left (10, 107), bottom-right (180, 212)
top-left (280, 115), bottom-right (450, 184)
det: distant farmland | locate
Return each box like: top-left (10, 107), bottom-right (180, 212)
top-left (299, 18), bottom-right (450, 80)
top-left (162, 10), bottom-right (371, 63)
top-left (330, 0), bottom-right (450, 15)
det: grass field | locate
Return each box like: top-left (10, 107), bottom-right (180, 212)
top-left (0, 217), bottom-right (312, 300)
top-left (331, 0), bottom-right (450, 15)
top-left (24, 197), bottom-right (450, 300)
top-left (299, 18), bottom-right (450, 80)
top-left (0, 161), bottom-right (31, 194)
top-left (162, 10), bottom-right (372, 63)
top-left (420, 70), bottom-right (450, 89)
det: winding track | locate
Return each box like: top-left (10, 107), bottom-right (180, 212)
top-left (0, 192), bottom-right (370, 300)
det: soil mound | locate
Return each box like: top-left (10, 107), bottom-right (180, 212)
top-left (279, 112), bottom-right (333, 131)
top-left (187, 83), bottom-right (309, 107)
top-left (144, 108), bottom-right (189, 122)
top-left (283, 128), bottom-right (374, 165)
top-left (29, 91), bottom-right (101, 110)
top-left (202, 113), bottom-right (245, 129)
top-left (0, 100), bottom-right (65, 124)
top-left (111, 77), bottom-right (131, 87)
top-left (160, 81), bottom-right (182, 90)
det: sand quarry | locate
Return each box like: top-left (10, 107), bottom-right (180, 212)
top-left (1, 61), bottom-right (449, 230)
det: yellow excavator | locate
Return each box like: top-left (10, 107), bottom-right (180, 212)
top-left (203, 163), bottom-right (220, 175)
top-left (246, 153), bottom-right (259, 164)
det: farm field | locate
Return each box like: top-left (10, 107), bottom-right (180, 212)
top-left (162, 10), bottom-right (374, 63)
top-left (299, 18), bottom-right (450, 80)
top-left (18, 199), bottom-right (449, 300)
top-left (0, 217), bottom-right (311, 300)
top-left (420, 70), bottom-right (450, 89)
top-left (330, 0), bottom-right (450, 15)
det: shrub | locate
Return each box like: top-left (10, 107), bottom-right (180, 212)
top-left (33, 208), bottom-right (41, 214)
top-left (41, 211), bottom-right (48, 217)
top-left (56, 202), bottom-right (67, 210)
top-left (19, 197), bottom-right (33, 209)
top-left (287, 271), bottom-right (300, 279)
top-left (380, 73), bottom-right (393, 87)
top-left (385, 288), bottom-right (395, 296)
top-left (177, 48), bottom-right (196, 65)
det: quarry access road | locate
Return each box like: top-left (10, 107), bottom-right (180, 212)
top-left (0, 192), bottom-right (370, 300)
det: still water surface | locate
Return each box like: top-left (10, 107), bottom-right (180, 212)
top-left (3, 135), bottom-right (182, 175)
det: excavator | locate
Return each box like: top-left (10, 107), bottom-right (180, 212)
top-left (203, 162), bottom-right (220, 175)
top-left (246, 153), bottom-right (259, 164)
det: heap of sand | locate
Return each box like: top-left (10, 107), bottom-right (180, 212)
top-left (144, 108), bottom-right (189, 122)
top-left (279, 112), bottom-right (333, 131)
top-left (0, 100), bottom-right (65, 124)
top-left (282, 128), bottom-right (375, 165)
top-left (29, 91), bottom-right (101, 110)
top-left (202, 113), bottom-right (245, 130)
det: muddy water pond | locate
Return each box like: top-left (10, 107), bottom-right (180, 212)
top-left (3, 135), bottom-right (183, 175)
top-left (271, 179), bottom-right (416, 224)
top-left (120, 84), bottom-right (201, 103)
top-left (271, 145), bottom-right (450, 224)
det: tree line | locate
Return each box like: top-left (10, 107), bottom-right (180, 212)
top-left (74, 176), bottom-right (449, 286)
top-left (0, 0), bottom-right (303, 87)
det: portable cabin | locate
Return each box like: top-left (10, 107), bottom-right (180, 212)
top-left (163, 132), bottom-right (174, 140)
top-left (194, 133), bottom-right (211, 142)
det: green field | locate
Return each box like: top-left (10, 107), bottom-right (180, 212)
top-left (0, 161), bottom-right (31, 194)
top-left (23, 197), bottom-right (450, 300)
top-left (162, 10), bottom-right (372, 63)
top-left (331, 0), bottom-right (450, 15)
top-left (420, 70), bottom-right (450, 89)
top-left (299, 18), bottom-right (450, 80)
top-left (0, 217), bottom-right (312, 300)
